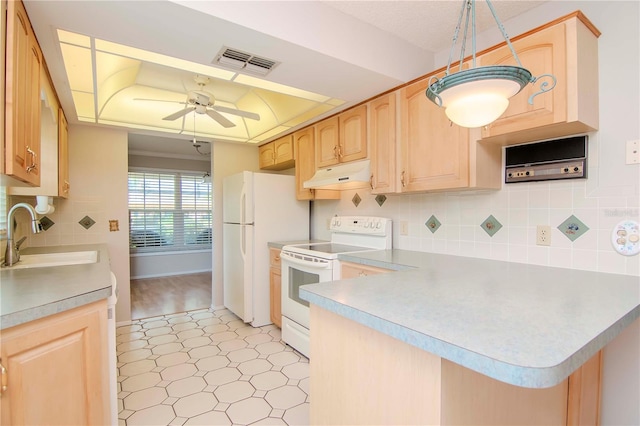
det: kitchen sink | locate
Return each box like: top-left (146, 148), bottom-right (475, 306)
top-left (3, 250), bottom-right (99, 270)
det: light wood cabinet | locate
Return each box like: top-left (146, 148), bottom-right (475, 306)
top-left (58, 108), bottom-right (70, 198)
top-left (311, 306), bottom-right (602, 426)
top-left (368, 93), bottom-right (397, 194)
top-left (4, 0), bottom-right (42, 186)
top-left (269, 248), bottom-right (282, 328)
top-left (479, 12), bottom-right (600, 145)
top-left (340, 261), bottom-right (392, 279)
top-left (293, 126), bottom-right (340, 201)
top-left (400, 76), bottom-right (501, 193)
top-left (0, 300), bottom-right (110, 425)
top-left (315, 105), bottom-right (367, 168)
top-left (10, 66), bottom-right (69, 198)
top-left (259, 135), bottom-right (295, 171)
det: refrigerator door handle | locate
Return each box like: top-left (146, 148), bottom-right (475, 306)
top-left (240, 187), bottom-right (246, 224)
top-left (241, 225), bottom-right (246, 260)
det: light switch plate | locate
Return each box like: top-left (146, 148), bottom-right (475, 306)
top-left (626, 140), bottom-right (639, 164)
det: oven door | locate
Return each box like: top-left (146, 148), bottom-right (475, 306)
top-left (280, 250), bottom-right (335, 329)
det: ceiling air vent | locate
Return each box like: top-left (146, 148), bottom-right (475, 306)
top-left (214, 47), bottom-right (279, 76)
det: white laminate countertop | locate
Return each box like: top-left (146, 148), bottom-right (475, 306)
top-left (1, 244), bottom-right (113, 330)
top-left (300, 249), bottom-right (640, 388)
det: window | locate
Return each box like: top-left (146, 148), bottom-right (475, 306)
top-left (128, 170), bottom-right (211, 253)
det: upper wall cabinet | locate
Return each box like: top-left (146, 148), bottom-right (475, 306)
top-left (10, 66), bottom-right (69, 198)
top-left (259, 135), bottom-right (295, 171)
top-left (4, 0), bottom-right (42, 186)
top-left (368, 93), bottom-right (397, 194)
top-left (293, 127), bottom-right (340, 201)
top-left (58, 108), bottom-right (70, 198)
top-left (398, 69), bottom-right (502, 193)
top-left (315, 105), bottom-right (367, 168)
top-left (479, 13), bottom-right (600, 145)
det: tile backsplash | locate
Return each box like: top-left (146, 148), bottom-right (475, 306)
top-left (9, 195), bottom-right (110, 248)
top-left (312, 176), bottom-right (639, 277)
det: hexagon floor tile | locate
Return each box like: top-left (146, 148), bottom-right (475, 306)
top-left (118, 308), bottom-right (309, 425)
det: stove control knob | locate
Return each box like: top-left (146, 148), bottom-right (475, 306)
top-left (376, 221), bottom-right (382, 229)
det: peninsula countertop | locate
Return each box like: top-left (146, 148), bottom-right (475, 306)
top-left (300, 249), bottom-right (640, 388)
top-left (1, 244), bottom-right (113, 330)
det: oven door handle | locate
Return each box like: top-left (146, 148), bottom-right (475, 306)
top-left (281, 252), bottom-right (331, 269)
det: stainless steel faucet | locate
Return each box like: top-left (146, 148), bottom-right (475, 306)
top-left (3, 203), bottom-right (42, 267)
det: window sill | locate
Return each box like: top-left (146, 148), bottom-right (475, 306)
top-left (130, 249), bottom-right (212, 258)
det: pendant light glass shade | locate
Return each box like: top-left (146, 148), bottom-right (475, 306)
top-left (428, 65), bottom-right (533, 128)
top-left (425, 0), bottom-right (555, 128)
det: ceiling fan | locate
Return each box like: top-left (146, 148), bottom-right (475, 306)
top-left (152, 75), bottom-right (260, 128)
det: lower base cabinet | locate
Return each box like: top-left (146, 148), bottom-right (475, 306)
top-left (0, 300), bottom-right (110, 425)
top-left (340, 261), bottom-right (392, 279)
top-left (310, 306), bottom-right (601, 426)
top-left (269, 248), bottom-right (282, 328)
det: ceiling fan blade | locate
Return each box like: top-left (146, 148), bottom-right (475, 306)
top-left (163, 107), bottom-right (194, 121)
top-left (213, 106), bottom-right (260, 121)
top-left (206, 109), bottom-right (236, 128)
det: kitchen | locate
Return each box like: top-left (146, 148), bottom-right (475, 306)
top-left (1, 1), bottom-right (639, 425)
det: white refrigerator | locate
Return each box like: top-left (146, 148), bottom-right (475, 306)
top-left (223, 171), bottom-right (309, 327)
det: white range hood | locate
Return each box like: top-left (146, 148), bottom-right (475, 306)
top-left (303, 159), bottom-right (371, 190)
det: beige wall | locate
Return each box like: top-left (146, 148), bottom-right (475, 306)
top-left (17, 125), bottom-right (132, 322)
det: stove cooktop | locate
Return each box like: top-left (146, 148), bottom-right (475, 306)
top-left (282, 242), bottom-right (378, 259)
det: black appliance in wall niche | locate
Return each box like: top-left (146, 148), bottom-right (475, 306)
top-left (505, 136), bottom-right (588, 183)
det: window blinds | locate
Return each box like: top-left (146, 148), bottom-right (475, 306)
top-left (128, 170), bottom-right (212, 253)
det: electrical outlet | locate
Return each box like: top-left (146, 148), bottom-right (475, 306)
top-left (400, 221), bottom-right (409, 236)
top-left (326, 218), bottom-right (332, 230)
top-left (536, 225), bottom-right (552, 246)
top-left (626, 140), bottom-right (639, 164)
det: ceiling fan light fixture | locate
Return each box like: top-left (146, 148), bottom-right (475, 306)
top-left (425, 0), bottom-right (556, 128)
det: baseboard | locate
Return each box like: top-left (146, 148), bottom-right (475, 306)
top-left (130, 269), bottom-right (212, 280)
top-left (210, 304), bottom-right (226, 311)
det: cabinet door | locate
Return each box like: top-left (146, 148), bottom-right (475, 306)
top-left (340, 261), bottom-right (392, 279)
top-left (339, 104), bottom-right (367, 163)
top-left (4, 0), bottom-right (41, 185)
top-left (479, 23), bottom-right (567, 139)
top-left (58, 109), bottom-right (70, 198)
top-left (273, 135), bottom-right (294, 167)
top-left (315, 116), bottom-right (340, 168)
top-left (259, 142), bottom-right (275, 169)
top-left (400, 78), bottom-right (469, 192)
top-left (270, 267), bottom-right (282, 328)
top-left (294, 127), bottom-right (316, 200)
top-left (0, 300), bottom-right (109, 425)
top-left (368, 94), bottom-right (396, 194)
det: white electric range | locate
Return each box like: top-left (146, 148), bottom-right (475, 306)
top-left (280, 216), bottom-right (392, 357)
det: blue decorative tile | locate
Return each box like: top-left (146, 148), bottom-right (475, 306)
top-left (425, 215), bottom-right (441, 234)
top-left (78, 215), bottom-right (96, 230)
top-left (375, 194), bottom-right (387, 207)
top-left (558, 215), bottom-right (589, 241)
top-left (352, 193), bottom-right (361, 207)
top-left (39, 216), bottom-right (55, 231)
top-left (480, 215), bottom-right (503, 237)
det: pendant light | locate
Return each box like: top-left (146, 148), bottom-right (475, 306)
top-left (426, 0), bottom-right (557, 128)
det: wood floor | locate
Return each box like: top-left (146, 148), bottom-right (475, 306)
top-left (130, 272), bottom-right (212, 320)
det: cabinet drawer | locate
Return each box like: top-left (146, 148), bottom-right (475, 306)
top-left (340, 261), bottom-right (392, 279)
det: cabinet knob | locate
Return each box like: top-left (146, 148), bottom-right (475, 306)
top-left (401, 171), bottom-right (406, 187)
top-left (370, 174), bottom-right (374, 190)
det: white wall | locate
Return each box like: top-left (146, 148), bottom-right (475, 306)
top-left (312, 3), bottom-right (639, 424)
top-left (130, 250), bottom-right (211, 279)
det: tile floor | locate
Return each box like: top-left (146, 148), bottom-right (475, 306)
top-left (117, 308), bottom-right (310, 425)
